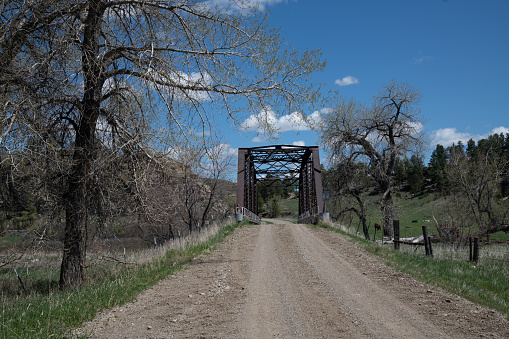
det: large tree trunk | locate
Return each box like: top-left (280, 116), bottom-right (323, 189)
top-left (59, 148), bottom-right (90, 289)
top-left (380, 183), bottom-right (394, 238)
top-left (59, 0), bottom-right (103, 289)
top-left (353, 194), bottom-right (370, 240)
top-left (59, 115), bottom-right (98, 289)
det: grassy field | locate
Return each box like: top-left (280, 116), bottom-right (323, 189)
top-left (323, 192), bottom-right (509, 242)
top-left (1, 219), bottom-right (247, 338)
top-left (274, 192), bottom-right (509, 243)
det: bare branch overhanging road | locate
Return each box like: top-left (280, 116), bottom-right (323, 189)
top-left (79, 220), bottom-right (509, 338)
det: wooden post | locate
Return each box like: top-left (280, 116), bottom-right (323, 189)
top-left (422, 225), bottom-right (431, 256)
top-left (13, 267), bottom-right (27, 294)
top-left (473, 237), bottom-right (479, 263)
top-left (469, 237), bottom-right (473, 262)
top-left (428, 236), bottom-right (433, 257)
top-left (393, 220), bottom-right (400, 250)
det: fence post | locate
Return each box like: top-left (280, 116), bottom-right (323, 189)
top-left (473, 237), bottom-right (479, 263)
top-left (469, 237), bottom-right (473, 262)
top-left (393, 220), bottom-right (400, 250)
top-left (422, 225), bottom-right (431, 257)
top-left (13, 267), bottom-right (27, 294)
top-left (428, 236), bottom-right (433, 257)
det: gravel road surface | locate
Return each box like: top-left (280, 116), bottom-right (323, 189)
top-left (78, 219), bottom-right (509, 338)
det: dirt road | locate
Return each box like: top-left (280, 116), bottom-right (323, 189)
top-left (78, 220), bottom-right (509, 338)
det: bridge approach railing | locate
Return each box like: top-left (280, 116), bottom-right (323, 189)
top-left (235, 205), bottom-right (261, 224)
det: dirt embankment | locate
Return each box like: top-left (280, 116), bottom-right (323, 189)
top-left (78, 220), bottom-right (509, 338)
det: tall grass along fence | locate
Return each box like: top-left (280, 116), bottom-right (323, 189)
top-left (1, 218), bottom-right (245, 338)
top-left (390, 220), bottom-right (488, 265)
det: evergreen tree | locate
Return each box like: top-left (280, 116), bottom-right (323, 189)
top-left (466, 139), bottom-right (477, 160)
top-left (428, 144), bottom-right (448, 193)
top-left (406, 155), bottom-right (425, 194)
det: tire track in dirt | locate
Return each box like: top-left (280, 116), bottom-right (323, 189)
top-left (286, 221), bottom-right (447, 338)
top-left (238, 220), bottom-right (356, 338)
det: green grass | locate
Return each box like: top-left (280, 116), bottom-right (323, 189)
top-left (365, 245), bottom-right (509, 316)
top-left (335, 192), bottom-right (444, 240)
top-left (0, 236), bottom-right (23, 244)
top-left (1, 220), bottom-right (248, 338)
top-left (279, 198), bottom-right (298, 213)
top-left (488, 231), bottom-right (509, 242)
top-left (315, 221), bottom-right (509, 318)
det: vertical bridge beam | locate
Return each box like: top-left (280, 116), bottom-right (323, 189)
top-left (236, 149), bottom-right (246, 208)
top-left (312, 147), bottom-right (324, 214)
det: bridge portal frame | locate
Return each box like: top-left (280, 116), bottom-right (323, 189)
top-left (236, 145), bottom-right (323, 221)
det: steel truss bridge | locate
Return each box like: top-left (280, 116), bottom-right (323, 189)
top-left (236, 145), bottom-right (324, 223)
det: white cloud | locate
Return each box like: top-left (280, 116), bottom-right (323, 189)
top-left (194, 129), bottom-right (211, 137)
top-left (400, 121), bottom-right (424, 135)
top-left (203, 0), bottom-right (286, 11)
top-left (146, 69), bottom-right (212, 102)
top-left (431, 128), bottom-right (473, 147)
top-left (412, 55), bottom-right (434, 64)
top-left (307, 110), bottom-right (324, 129)
top-left (241, 109), bottom-right (311, 133)
top-left (278, 111), bottom-right (311, 132)
top-left (335, 76), bottom-right (359, 86)
top-left (491, 126), bottom-right (509, 135)
top-left (171, 71), bottom-right (212, 102)
top-left (241, 109), bottom-right (275, 132)
top-left (431, 126), bottom-right (509, 147)
top-left (252, 136), bottom-right (268, 143)
top-left (293, 140), bottom-right (305, 146)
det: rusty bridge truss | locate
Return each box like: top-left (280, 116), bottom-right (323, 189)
top-left (236, 145), bottom-right (324, 223)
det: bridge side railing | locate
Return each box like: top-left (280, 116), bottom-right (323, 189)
top-left (235, 205), bottom-right (261, 224)
top-left (298, 206), bottom-right (320, 224)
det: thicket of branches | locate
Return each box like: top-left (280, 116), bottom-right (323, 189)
top-left (0, 0), bottom-right (324, 288)
top-left (431, 134), bottom-right (509, 242)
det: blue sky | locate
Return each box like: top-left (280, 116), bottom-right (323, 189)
top-left (213, 0), bottom-right (509, 164)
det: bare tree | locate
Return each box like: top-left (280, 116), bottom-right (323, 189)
top-left (444, 145), bottom-right (509, 240)
top-left (321, 80), bottom-right (426, 237)
top-left (1, 0), bottom-right (324, 288)
top-left (168, 137), bottom-right (235, 235)
top-left (197, 140), bottom-right (236, 230)
top-left (326, 160), bottom-right (372, 239)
